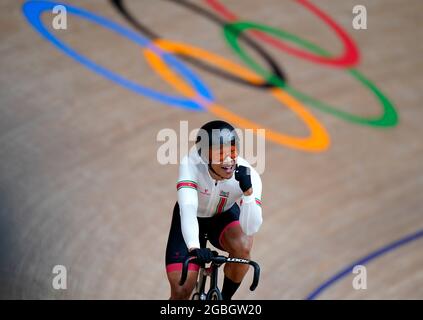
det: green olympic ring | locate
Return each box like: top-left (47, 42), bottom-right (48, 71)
top-left (223, 21), bottom-right (398, 127)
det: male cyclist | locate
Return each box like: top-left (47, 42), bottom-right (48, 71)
top-left (165, 120), bottom-right (263, 300)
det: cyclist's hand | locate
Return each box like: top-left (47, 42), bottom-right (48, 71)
top-left (189, 248), bottom-right (214, 265)
top-left (235, 165), bottom-right (252, 193)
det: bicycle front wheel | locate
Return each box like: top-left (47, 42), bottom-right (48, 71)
top-left (206, 288), bottom-right (223, 300)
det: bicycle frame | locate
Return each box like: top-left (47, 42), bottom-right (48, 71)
top-left (180, 252), bottom-right (260, 300)
top-left (192, 259), bottom-right (222, 300)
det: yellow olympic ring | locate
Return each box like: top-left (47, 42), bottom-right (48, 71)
top-left (143, 39), bottom-right (330, 152)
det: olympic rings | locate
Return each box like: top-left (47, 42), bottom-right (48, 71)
top-left (205, 0), bottom-right (360, 68)
top-left (110, 0), bottom-right (287, 89)
top-left (143, 39), bottom-right (330, 151)
top-left (22, 0), bottom-right (398, 152)
top-left (223, 22), bottom-right (398, 127)
top-left (22, 0), bottom-right (212, 111)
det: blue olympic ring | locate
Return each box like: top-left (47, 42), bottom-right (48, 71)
top-left (22, 0), bottom-right (214, 111)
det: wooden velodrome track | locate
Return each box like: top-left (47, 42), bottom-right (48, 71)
top-left (0, 0), bottom-right (422, 299)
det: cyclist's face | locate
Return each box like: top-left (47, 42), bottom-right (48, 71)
top-left (209, 144), bottom-right (238, 179)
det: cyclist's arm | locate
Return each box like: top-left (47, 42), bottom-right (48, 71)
top-left (239, 168), bottom-right (263, 235)
top-left (177, 156), bottom-right (201, 250)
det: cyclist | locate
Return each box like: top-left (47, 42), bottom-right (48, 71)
top-left (165, 120), bottom-right (263, 300)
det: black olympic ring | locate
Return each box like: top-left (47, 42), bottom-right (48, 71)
top-left (110, 0), bottom-right (287, 89)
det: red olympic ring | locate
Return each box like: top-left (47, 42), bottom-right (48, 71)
top-left (205, 0), bottom-right (360, 68)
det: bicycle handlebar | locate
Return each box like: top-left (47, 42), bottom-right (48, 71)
top-left (179, 254), bottom-right (260, 291)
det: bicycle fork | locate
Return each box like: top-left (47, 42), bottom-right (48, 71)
top-left (193, 264), bottom-right (220, 300)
